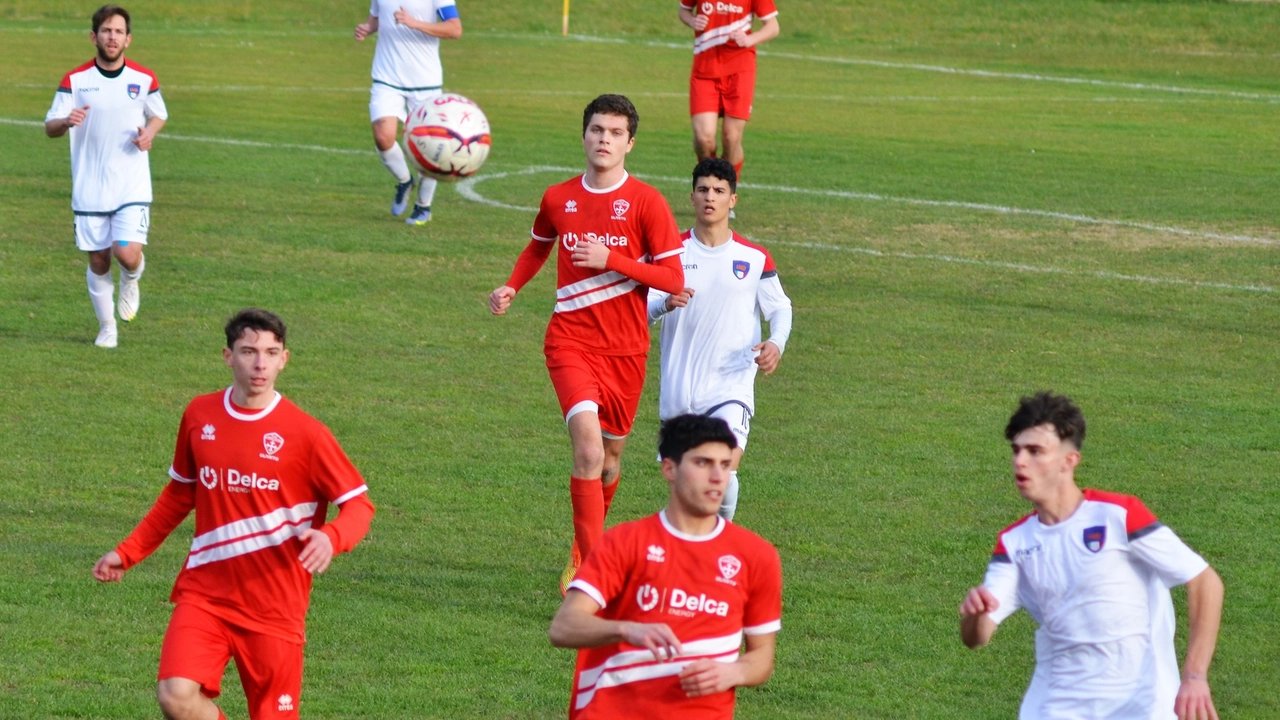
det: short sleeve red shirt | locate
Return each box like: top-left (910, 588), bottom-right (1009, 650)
top-left (681, 0), bottom-right (779, 78)
top-left (166, 389), bottom-right (369, 643)
top-left (531, 173), bottom-right (684, 356)
top-left (566, 512), bottom-right (783, 719)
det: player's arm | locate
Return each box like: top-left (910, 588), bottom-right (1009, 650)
top-left (45, 84), bottom-right (85, 138)
top-left (394, 5), bottom-right (463, 39)
top-left (490, 236), bottom-right (555, 315)
top-left (572, 242), bottom-right (684, 295)
top-left (678, 4), bottom-right (708, 32)
top-left (1174, 566), bottom-right (1223, 720)
top-left (958, 586), bottom-right (1000, 648)
top-left (132, 116), bottom-right (166, 152)
top-left (549, 589), bottom-right (684, 661)
top-left (298, 492), bottom-right (375, 574)
top-left (94, 479), bottom-right (196, 582)
top-left (355, 13), bottom-right (379, 40)
top-left (679, 632), bottom-right (776, 696)
top-left (753, 274), bottom-right (792, 375)
top-left (730, 14), bottom-right (779, 49)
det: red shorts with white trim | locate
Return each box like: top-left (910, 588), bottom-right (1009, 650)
top-left (159, 603), bottom-right (303, 719)
top-left (689, 66), bottom-right (757, 120)
top-left (545, 347), bottom-right (646, 438)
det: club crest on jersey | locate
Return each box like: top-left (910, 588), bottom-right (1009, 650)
top-left (732, 260), bottom-right (750, 279)
top-left (127, 83), bottom-right (140, 99)
top-left (261, 432), bottom-right (284, 461)
top-left (201, 424), bottom-right (216, 441)
top-left (647, 545), bottom-right (666, 562)
top-left (565, 199), bottom-right (577, 213)
top-left (717, 554), bottom-right (742, 585)
top-left (1083, 526), bottom-right (1106, 553)
top-left (611, 199), bottom-right (630, 220)
top-left (636, 584), bottom-right (660, 612)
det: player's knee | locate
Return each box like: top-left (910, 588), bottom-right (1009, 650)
top-left (601, 465), bottom-right (620, 485)
top-left (573, 444), bottom-right (606, 476)
top-left (693, 136), bottom-right (717, 159)
top-left (156, 679), bottom-right (203, 719)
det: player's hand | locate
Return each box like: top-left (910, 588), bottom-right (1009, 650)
top-left (67, 106), bottom-right (89, 128)
top-left (752, 340), bottom-right (781, 375)
top-left (959, 586), bottom-right (999, 617)
top-left (354, 22), bottom-right (374, 40)
top-left (132, 125), bottom-right (156, 152)
top-left (93, 550), bottom-right (125, 582)
top-left (1174, 676), bottom-right (1219, 720)
top-left (729, 29), bottom-right (753, 47)
top-left (297, 529), bottom-right (334, 574)
top-left (679, 659), bottom-right (745, 697)
top-left (619, 621), bottom-right (683, 662)
top-left (665, 288), bottom-right (695, 311)
top-left (694, 14), bottom-right (709, 31)
top-left (489, 286), bottom-right (516, 315)
top-left (393, 7), bottom-right (417, 28)
top-left (571, 239), bottom-right (611, 270)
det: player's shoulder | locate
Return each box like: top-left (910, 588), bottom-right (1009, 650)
top-left (680, 228), bottom-right (694, 242)
top-left (623, 175), bottom-right (667, 201)
top-left (992, 512), bottom-right (1037, 558)
top-left (1083, 488), bottom-right (1160, 535)
top-left (61, 59), bottom-right (98, 88)
top-left (722, 521), bottom-right (781, 561)
top-left (730, 233), bottom-right (773, 260)
top-left (541, 175), bottom-right (586, 203)
top-left (1082, 488), bottom-right (1147, 511)
top-left (123, 59), bottom-right (160, 86)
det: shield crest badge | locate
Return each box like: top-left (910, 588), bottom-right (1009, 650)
top-left (732, 260), bottom-right (749, 279)
top-left (263, 432), bottom-right (285, 456)
top-left (718, 555), bottom-right (742, 581)
top-left (127, 83), bottom-right (141, 99)
top-left (1083, 525), bottom-right (1106, 553)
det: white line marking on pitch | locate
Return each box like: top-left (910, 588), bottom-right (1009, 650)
top-left (0, 117), bottom-right (367, 155)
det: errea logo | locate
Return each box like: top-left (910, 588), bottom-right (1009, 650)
top-left (200, 424), bottom-right (216, 441)
top-left (565, 200), bottom-right (578, 213)
top-left (646, 545), bottom-right (665, 562)
top-left (277, 694), bottom-right (294, 712)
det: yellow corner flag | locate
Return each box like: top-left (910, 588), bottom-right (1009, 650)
top-left (562, 0), bottom-right (570, 35)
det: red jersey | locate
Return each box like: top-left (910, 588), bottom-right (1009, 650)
top-left (116, 389), bottom-right (374, 643)
top-left (682, 0), bottom-right (779, 79)
top-left (566, 512), bottom-right (783, 719)
top-left (528, 173), bottom-right (684, 356)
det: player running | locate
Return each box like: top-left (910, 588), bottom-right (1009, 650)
top-left (354, 0), bottom-right (462, 225)
top-left (550, 414), bottom-right (782, 719)
top-left (679, 0), bottom-right (779, 186)
top-left (960, 392), bottom-right (1224, 720)
top-left (648, 158), bottom-right (792, 521)
top-left (45, 4), bottom-right (168, 348)
top-left (489, 95), bottom-right (685, 594)
top-left (92, 308), bottom-right (376, 720)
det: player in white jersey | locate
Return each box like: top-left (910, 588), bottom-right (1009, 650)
top-left (45, 5), bottom-right (168, 349)
top-left (355, 0), bottom-right (462, 225)
top-left (647, 158), bottom-right (792, 521)
top-left (960, 392), bottom-right (1224, 720)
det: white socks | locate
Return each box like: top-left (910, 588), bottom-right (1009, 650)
top-left (86, 266), bottom-right (115, 329)
top-left (718, 471), bottom-right (740, 521)
top-left (417, 176), bottom-right (437, 208)
top-left (378, 145), bottom-right (413, 184)
top-left (120, 253), bottom-right (145, 283)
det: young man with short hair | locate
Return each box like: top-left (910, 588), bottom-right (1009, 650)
top-left (960, 392), bottom-right (1224, 720)
top-left (679, 0), bottom-right (779, 184)
top-left (93, 308), bottom-right (376, 720)
top-left (45, 4), bottom-right (168, 348)
top-left (354, 0), bottom-right (462, 225)
top-left (648, 158), bottom-right (792, 521)
top-left (549, 414), bottom-right (782, 719)
top-left (489, 94), bottom-right (685, 593)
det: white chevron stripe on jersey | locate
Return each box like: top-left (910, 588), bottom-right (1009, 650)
top-left (556, 278), bottom-right (640, 312)
top-left (574, 630), bottom-right (744, 709)
top-left (188, 501), bottom-right (318, 555)
top-left (557, 270), bottom-right (630, 300)
top-left (694, 18), bottom-right (752, 54)
top-left (187, 516), bottom-right (315, 569)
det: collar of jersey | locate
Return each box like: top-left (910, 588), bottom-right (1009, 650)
top-left (94, 60), bottom-right (126, 79)
top-left (580, 171), bottom-right (629, 195)
top-left (659, 509), bottom-right (725, 542)
top-left (688, 228), bottom-right (735, 254)
top-left (222, 386), bottom-right (283, 421)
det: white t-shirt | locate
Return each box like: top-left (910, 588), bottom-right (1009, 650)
top-left (369, 0), bottom-right (459, 91)
top-left (46, 59), bottom-right (168, 214)
top-left (983, 490), bottom-right (1209, 720)
top-left (648, 229), bottom-right (792, 419)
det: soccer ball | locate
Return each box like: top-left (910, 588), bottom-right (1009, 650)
top-left (402, 93), bottom-right (491, 182)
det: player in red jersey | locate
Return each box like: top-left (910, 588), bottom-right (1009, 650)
top-left (92, 308), bottom-right (375, 720)
top-left (489, 95), bottom-right (685, 594)
top-left (679, 0), bottom-right (780, 184)
top-left (549, 414), bottom-right (782, 719)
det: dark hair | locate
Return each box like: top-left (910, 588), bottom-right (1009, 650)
top-left (225, 308), bottom-right (287, 349)
top-left (1005, 391), bottom-right (1086, 449)
top-left (692, 157), bottom-right (737, 193)
top-left (92, 4), bottom-right (131, 33)
top-left (659, 414), bottom-right (738, 462)
top-left (582, 94), bottom-right (639, 139)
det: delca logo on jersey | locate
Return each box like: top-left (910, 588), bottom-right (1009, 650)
top-left (197, 466), bottom-right (281, 493)
top-left (561, 231), bottom-right (629, 252)
top-left (634, 583), bottom-right (732, 617)
top-left (260, 432), bottom-right (285, 461)
top-left (702, 1), bottom-right (744, 14)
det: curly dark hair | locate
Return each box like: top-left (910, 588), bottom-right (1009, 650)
top-left (658, 414), bottom-right (739, 462)
top-left (1005, 391), bottom-right (1086, 449)
top-left (582, 94), bottom-right (639, 139)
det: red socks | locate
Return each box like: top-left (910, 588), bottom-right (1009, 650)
top-left (733, 160), bottom-right (744, 182)
top-left (570, 476), bottom-right (605, 560)
top-left (601, 479), bottom-right (619, 520)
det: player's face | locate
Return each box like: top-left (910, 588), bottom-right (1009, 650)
top-left (91, 15), bottom-right (131, 63)
top-left (691, 176), bottom-right (737, 225)
top-left (1010, 424), bottom-right (1080, 505)
top-left (664, 442), bottom-right (734, 517)
top-left (223, 329), bottom-right (289, 399)
top-left (582, 113), bottom-right (635, 172)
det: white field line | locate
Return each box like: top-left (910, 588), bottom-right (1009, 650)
top-left (1, 117), bottom-right (366, 155)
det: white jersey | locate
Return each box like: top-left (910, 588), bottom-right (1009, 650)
top-left (369, 0), bottom-right (459, 91)
top-left (46, 59), bottom-right (168, 214)
top-left (648, 229), bottom-right (792, 419)
top-left (983, 490), bottom-right (1209, 720)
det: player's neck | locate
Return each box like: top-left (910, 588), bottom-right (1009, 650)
top-left (583, 163), bottom-right (627, 192)
top-left (693, 221), bottom-right (732, 248)
top-left (1033, 483), bottom-right (1084, 526)
top-left (230, 383), bottom-right (277, 410)
top-left (96, 54), bottom-right (126, 73)
top-left (663, 504), bottom-right (720, 536)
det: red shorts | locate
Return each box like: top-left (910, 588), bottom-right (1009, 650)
top-left (545, 347), bottom-right (646, 438)
top-left (690, 66), bottom-right (757, 120)
top-left (159, 603), bottom-right (303, 720)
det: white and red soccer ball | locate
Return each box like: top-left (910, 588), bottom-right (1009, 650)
top-left (403, 93), bottom-right (491, 182)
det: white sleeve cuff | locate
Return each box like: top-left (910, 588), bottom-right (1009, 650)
top-left (168, 466), bottom-right (195, 484)
top-left (333, 484), bottom-right (369, 505)
top-left (566, 579), bottom-right (607, 609)
top-left (743, 619), bottom-right (781, 635)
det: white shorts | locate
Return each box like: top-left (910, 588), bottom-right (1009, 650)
top-left (705, 401), bottom-right (752, 452)
top-left (369, 82), bottom-right (442, 123)
top-left (74, 204), bottom-right (150, 252)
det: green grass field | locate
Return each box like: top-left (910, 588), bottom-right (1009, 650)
top-left (2, 0), bottom-right (1278, 717)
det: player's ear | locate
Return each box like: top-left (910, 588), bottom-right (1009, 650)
top-left (729, 193), bottom-right (738, 208)
top-left (223, 347), bottom-right (233, 367)
top-left (280, 348), bottom-right (290, 368)
top-left (1064, 448), bottom-right (1081, 471)
top-left (660, 457), bottom-right (679, 483)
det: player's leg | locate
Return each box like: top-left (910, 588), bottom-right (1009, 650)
top-left (719, 67), bottom-right (756, 181)
top-left (369, 84), bottom-right (414, 216)
top-left (601, 435), bottom-right (627, 520)
top-left (690, 72), bottom-right (723, 160)
top-left (156, 604), bottom-right (233, 720)
top-left (720, 116), bottom-right (747, 176)
top-left (596, 352), bottom-right (645, 521)
top-left (111, 206), bottom-right (148, 322)
top-left (707, 402), bottom-right (751, 521)
top-left (405, 89), bottom-right (442, 225)
top-left (548, 347), bottom-right (607, 592)
top-left (230, 626), bottom-right (303, 720)
top-left (79, 215), bottom-right (117, 348)
top-left (690, 113), bottom-right (720, 161)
